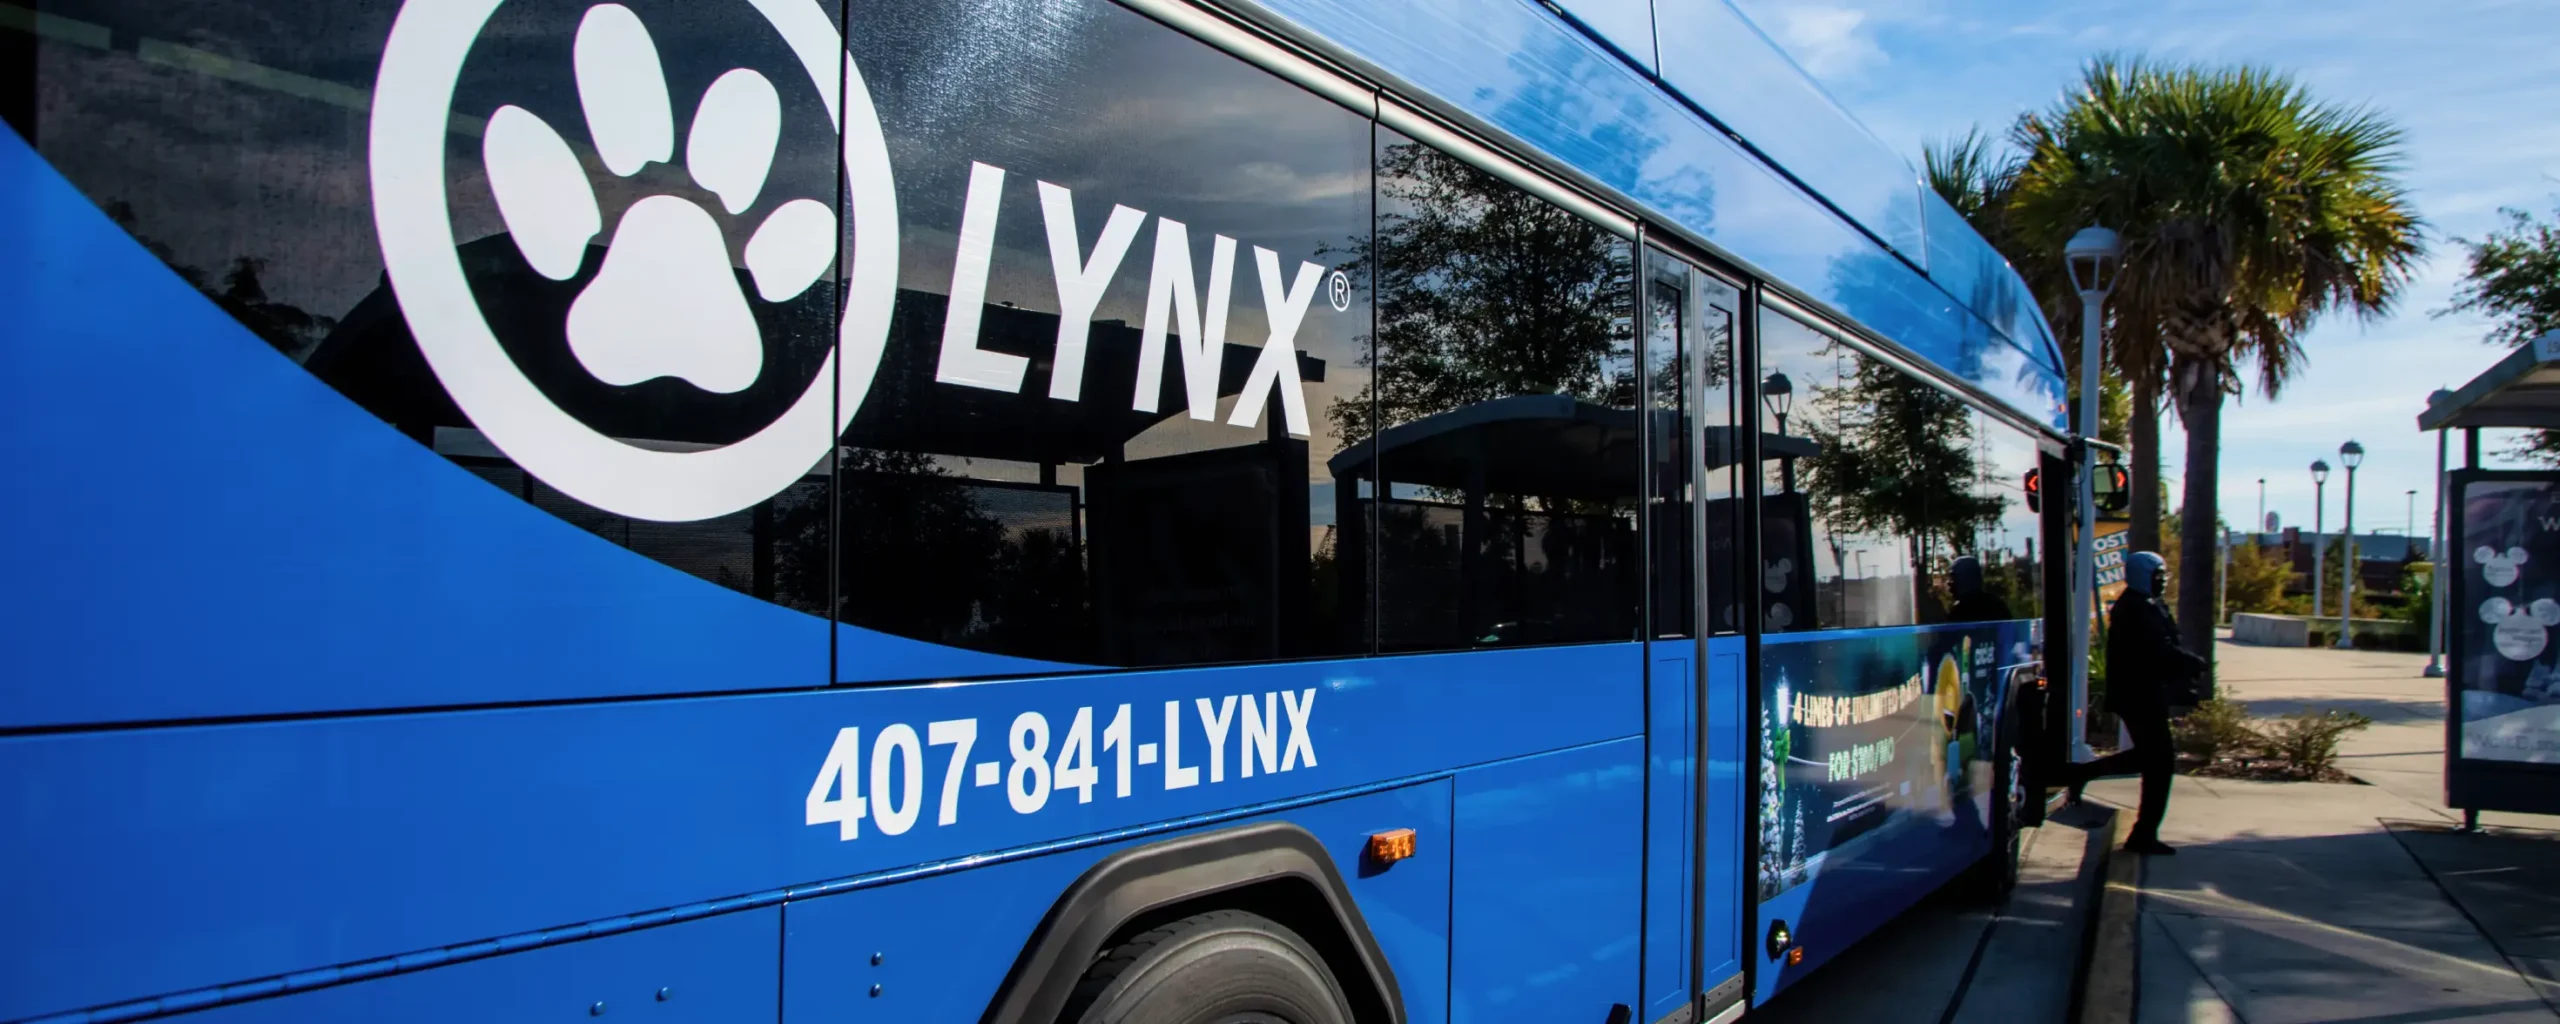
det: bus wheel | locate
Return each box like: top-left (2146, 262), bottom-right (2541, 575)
top-left (1963, 708), bottom-right (2024, 903)
top-left (1062, 909), bottom-right (1356, 1024)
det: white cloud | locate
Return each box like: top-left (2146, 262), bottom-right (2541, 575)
top-left (1756, 4), bottom-right (1890, 79)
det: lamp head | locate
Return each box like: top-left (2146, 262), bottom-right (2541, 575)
top-left (2312, 459), bottom-right (2330, 484)
top-left (2341, 439), bottom-right (2365, 469)
top-left (1762, 371), bottom-right (1794, 421)
top-left (2064, 226), bottom-right (2123, 296)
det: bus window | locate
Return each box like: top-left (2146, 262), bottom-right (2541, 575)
top-left (1355, 130), bottom-right (1640, 653)
top-left (821, 0), bottom-right (1379, 670)
top-left (1757, 307), bottom-right (2002, 632)
top-left (1972, 410), bottom-right (2047, 623)
top-left (1643, 249), bottom-right (1742, 640)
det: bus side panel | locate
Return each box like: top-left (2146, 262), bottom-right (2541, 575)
top-left (168, 906), bottom-right (780, 1024)
top-left (1641, 655), bottom-right (1693, 1024)
top-left (1749, 624), bottom-right (2020, 1002)
top-left (0, 646), bottom-right (1629, 1022)
top-left (1700, 637), bottom-right (1749, 997)
top-left (780, 780), bottom-right (1452, 1024)
top-left (1450, 737), bottom-right (1644, 1024)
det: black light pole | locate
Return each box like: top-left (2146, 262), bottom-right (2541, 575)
top-left (1763, 371), bottom-right (1795, 494)
top-left (2337, 440), bottom-right (2366, 649)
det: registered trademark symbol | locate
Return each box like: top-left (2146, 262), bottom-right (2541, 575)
top-left (1328, 270), bottom-right (1351, 312)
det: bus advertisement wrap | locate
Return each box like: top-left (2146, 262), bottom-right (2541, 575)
top-left (1754, 621), bottom-right (2030, 901)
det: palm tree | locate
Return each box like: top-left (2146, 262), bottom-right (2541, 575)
top-left (1926, 129), bottom-right (2169, 555)
top-left (2009, 57), bottom-right (2422, 662)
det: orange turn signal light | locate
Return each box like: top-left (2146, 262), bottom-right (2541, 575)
top-left (1365, 828), bottom-right (1417, 866)
top-left (1787, 948), bottom-right (1806, 966)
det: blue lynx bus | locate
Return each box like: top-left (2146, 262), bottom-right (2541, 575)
top-left (1, 0), bottom-right (2078, 1021)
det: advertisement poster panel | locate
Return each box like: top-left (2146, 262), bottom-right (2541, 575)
top-left (1754, 619), bottom-right (2037, 904)
top-left (2451, 473), bottom-right (2560, 766)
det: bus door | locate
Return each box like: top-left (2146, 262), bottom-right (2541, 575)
top-left (1640, 246), bottom-right (1750, 1024)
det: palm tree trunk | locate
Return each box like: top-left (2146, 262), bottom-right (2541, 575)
top-left (2130, 372), bottom-right (2164, 555)
top-left (2172, 358), bottom-right (2222, 675)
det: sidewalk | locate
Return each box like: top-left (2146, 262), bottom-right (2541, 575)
top-left (2082, 638), bottom-right (2560, 1024)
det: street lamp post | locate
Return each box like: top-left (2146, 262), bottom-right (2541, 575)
top-left (1763, 371), bottom-right (1795, 494)
top-left (2311, 460), bottom-right (2330, 618)
top-left (2337, 440), bottom-right (2366, 649)
top-left (2065, 226), bottom-right (2122, 761)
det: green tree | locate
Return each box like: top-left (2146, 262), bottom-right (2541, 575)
top-left (2442, 203), bottom-right (2560, 461)
top-left (2398, 561), bottom-right (2435, 632)
top-left (2008, 57), bottom-right (2424, 664)
top-left (1926, 129), bottom-right (2170, 555)
top-left (2224, 541), bottom-right (2292, 615)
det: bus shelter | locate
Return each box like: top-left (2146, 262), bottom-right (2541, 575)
top-left (2418, 329), bottom-right (2560, 820)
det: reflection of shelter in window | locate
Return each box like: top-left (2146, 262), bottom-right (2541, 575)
top-left (308, 239), bottom-right (1339, 666)
top-left (1328, 395), bottom-right (1638, 650)
top-left (1755, 431), bottom-right (1824, 633)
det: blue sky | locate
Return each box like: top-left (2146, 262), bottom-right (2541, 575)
top-left (1725, 0), bottom-right (2560, 542)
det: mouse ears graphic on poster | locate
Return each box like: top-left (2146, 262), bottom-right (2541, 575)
top-left (2476, 545), bottom-right (2530, 587)
top-left (2479, 597), bottom-right (2560, 661)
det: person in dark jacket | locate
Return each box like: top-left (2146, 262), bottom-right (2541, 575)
top-left (1946, 555), bottom-right (2012, 623)
top-left (2065, 551), bottom-right (2205, 855)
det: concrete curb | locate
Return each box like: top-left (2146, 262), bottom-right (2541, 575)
top-left (2073, 807), bottom-right (2139, 1024)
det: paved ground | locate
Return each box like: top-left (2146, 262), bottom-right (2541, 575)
top-left (1748, 802), bottom-right (2115, 1024)
top-left (2083, 637), bottom-right (2560, 1024)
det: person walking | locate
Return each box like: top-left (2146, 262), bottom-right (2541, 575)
top-left (1946, 555), bottom-right (2012, 623)
top-left (2067, 551), bottom-right (2205, 855)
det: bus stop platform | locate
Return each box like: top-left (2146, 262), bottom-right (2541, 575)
top-left (2079, 639), bottom-right (2560, 1024)
top-left (1747, 801), bottom-right (2121, 1023)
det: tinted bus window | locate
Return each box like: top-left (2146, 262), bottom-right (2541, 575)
top-left (832, 0), bottom-right (1375, 668)
top-left (1758, 308), bottom-right (2004, 632)
top-left (1351, 129), bottom-right (1640, 652)
top-left (1971, 411), bottom-right (2046, 622)
top-left (1644, 250), bottom-right (1742, 639)
top-left (22, 0), bottom-right (844, 615)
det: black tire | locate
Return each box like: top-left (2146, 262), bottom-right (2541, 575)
top-left (1061, 909), bottom-right (1356, 1024)
top-left (1962, 701), bottom-right (2024, 903)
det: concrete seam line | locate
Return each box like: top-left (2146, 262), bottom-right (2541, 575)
top-left (2075, 808), bottom-right (2139, 1024)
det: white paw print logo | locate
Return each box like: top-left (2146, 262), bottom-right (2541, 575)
top-left (485, 4), bottom-right (837, 395)
top-left (370, 0), bottom-right (899, 522)
top-left (2478, 597), bottom-right (2560, 661)
top-left (2476, 545), bottom-right (2529, 588)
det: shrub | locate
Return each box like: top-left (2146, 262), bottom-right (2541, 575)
top-left (2398, 562), bottom-right (2434, 631)
top-left (2174, 696), bottom-right (2259, 762)
top-left (2224, 544), bottom-right (2295, 616)
top-left (2261, 710), bottom-right (2373, 777)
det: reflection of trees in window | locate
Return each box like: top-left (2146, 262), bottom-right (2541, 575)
top-left (833, 448), bottom-right (1090, 660)
top-left (106, 201), bottom-right (338, 361)
top-left (1325, 140), bottom-right (1638, 648)
top-left (1800, 344), bottom-right (2007, 615)
top-left (1328, 142), bottom-right (1635, 446)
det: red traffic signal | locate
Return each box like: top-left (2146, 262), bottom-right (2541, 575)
top-left (2024, 468), bottom-right (2041, 512)
top-left (2096, 464), bottom-right (2130, 513)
